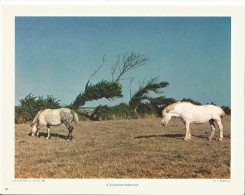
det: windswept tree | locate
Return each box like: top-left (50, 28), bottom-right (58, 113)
top-left (70, 81), bottom-right (123, 109)
top-left (129, 77), bottom-right (169, 112)
top-left (70, 52), bottom-right (148, 109)
top-left (111, 52), bottom-right (149, 82)
top-left (70, 55), bottom-right (122, 109)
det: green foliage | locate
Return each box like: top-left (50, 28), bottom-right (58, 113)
top-left (15, 94), bottom-right (61, 123)
top-left (91, 105), bottom-right (113, 120)
top-left (71, 52), bottom-right (148, 109)
top-left (70, 81), bottom-right (123, 109)
top-left (70, 93), bottom-right (87, 110)
top-left (221, 106), bottom-right (231, 115)
top-left (129, 78), bottom-right (169, 111)
top-left (181, 98), bottom-right (202, 105)
top-left (85, 80), bottom-right (123, 100)
top-left (91, 103), bottom-right (137, 120)
top-left (136, 102), bottom-right (157, 115)
top-left (207, 102), bottom-right (216, 105)
top-left (147, 96), bottom-right (177, 116)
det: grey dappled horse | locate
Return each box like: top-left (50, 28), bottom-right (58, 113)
top-left (30, 108), bottom-right (79, 140)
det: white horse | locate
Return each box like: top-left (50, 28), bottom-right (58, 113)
top-left (161, 102), bottom-right (226, 141)
top-left (30, 108), bottom-right (79, 140)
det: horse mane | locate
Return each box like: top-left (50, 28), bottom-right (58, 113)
top-left (163, 101), bottom-right (181, 113)
top-left (31, 109), bottom-right (44, 125)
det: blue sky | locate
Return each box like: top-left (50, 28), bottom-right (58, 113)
top-left (15, 17), bottom-right (231, 107)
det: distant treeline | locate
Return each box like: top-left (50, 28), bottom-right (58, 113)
top-left (15, 93), bottom-right (230, 124)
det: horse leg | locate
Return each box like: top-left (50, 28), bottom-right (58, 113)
top-left (46, 125), bottom-right (51, 139)
top-left (209, 119), bottom-right (216, 140)
top-left (182, 120), bottom-right (186, 130)
top-left (36, 124), bottom-right (41, 137)
top-left (36, 129), bottom-right (40, 137)
top-left (188, 131), bottom-right (191, 139)
top-left (184, 121), bottom-right (191, 141)
top-left (216, 119), bottom-right (224, 142)
top-left (68, 126), bottom-right (74, 140)
top-left (64, 122), bottom-right (73, 140)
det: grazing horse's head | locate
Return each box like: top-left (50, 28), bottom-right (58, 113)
top-left (161, 103), bottom-right (178, 126)
top-left (161, 110), bottom-right (172, 126)
top-left (30, 123), bottom-right (38, 137)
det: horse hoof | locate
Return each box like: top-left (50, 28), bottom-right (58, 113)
top-left (219, 139), bottom-right (223, 142)
top-left (209, 137), bottom-right (212, 141)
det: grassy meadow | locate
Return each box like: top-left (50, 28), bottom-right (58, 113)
top-left (15, 117), bottom-right (230, 179)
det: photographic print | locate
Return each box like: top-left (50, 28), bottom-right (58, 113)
top-left (2, 4), bottom-right (244, 195)
top-left (15, 16), bottom-right (231, 179)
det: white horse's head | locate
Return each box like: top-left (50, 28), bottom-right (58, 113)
top-left (161, 111), bottom-right (172, 126)
top-left (30, 123), bottom-right (38, 137)
top-left (161, 104), bottom-right (177, 126)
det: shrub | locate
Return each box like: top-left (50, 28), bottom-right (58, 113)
top-left (112, 103), bottom-right (138, 119)
top-left (15, 108), bottom-right (26, 124)
top-left (181, 98), bottom-right (201, 105)
top-left (91, 105), bottom-right (112, 120)
top-left (221, 106), bottom-right (231, 115)
top-left (15, 94), bottom-right (61, 123)
top-left (148, 97), bottom-right (177, 116)
top-left (136, 102), bottom-right (157, 115)
top-left (91, 103), bottom-right (137, 120)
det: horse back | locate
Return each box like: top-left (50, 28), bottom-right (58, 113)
top-left (180, 103), bottom-right (223, 120)
top-left (204, 104), bottom-right (225, 118)
top-left (39, 109), bottom-right (63, 125)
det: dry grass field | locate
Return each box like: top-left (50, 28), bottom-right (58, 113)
top-left (15, 117), bottom-right (230, 179)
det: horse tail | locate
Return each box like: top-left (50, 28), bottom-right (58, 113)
top-left (31, 110), bottom-right (43, 125)
top-left (219, 107), bottom-right (226, 118)
top-left (220, 110), bottom-right (226, 118)
top-left (72, 110), bottom-right (79, 125)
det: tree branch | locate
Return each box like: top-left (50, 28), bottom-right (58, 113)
top-left (85, 54), bottom-right (105, 90)
top-left (114, 52), bottom-right (149, 82)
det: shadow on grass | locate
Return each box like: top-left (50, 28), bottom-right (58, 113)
top-left (28, 132), bottom-right (68, 140)
top-left (134, 134), bottom-right (184, 139)
top-left (135, 134), bottom-right (209, 140)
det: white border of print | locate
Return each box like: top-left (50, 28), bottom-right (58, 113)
top-left (1, 1), bottom-right (244, 195)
